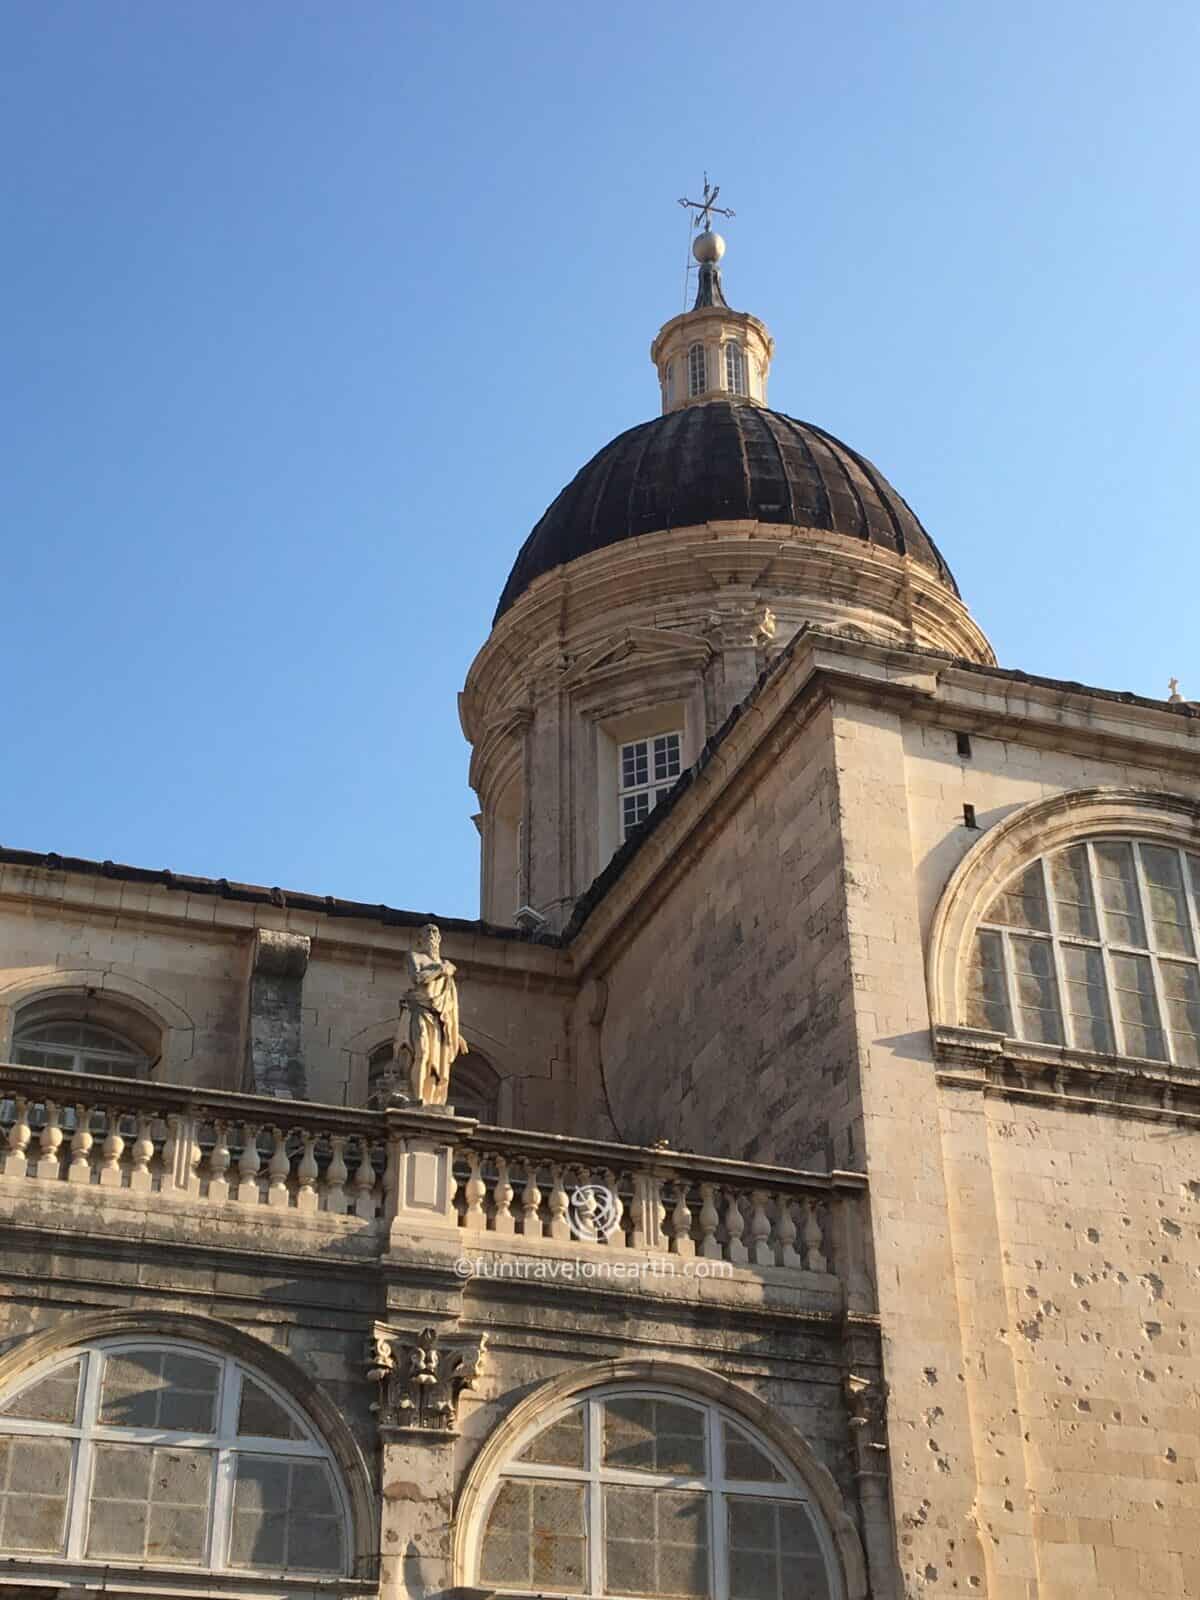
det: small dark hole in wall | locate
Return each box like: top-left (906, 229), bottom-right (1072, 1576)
top-left (956, 732), bottom-right (972, 758)
top-left (963, 803), bottom-right (978, 829)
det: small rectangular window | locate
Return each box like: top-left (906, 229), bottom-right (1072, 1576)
top-left (956, 732), bottom-right (972, 758)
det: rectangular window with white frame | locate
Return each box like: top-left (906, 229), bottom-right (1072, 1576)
top-left (618, 732), bottom-right (682, 840)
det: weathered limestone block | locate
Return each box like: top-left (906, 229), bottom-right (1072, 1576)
top-left (245, 928), bottom-right (311, 1098)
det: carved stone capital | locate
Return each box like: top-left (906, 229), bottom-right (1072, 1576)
top-left (845, 1373), bottom-right (888, 1475)
top-left (366, 1324), bottom-right (487, 1436)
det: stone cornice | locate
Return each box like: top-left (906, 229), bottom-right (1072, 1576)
top-left (933, 1024), bottom-right (1200, 1126)
top-left (0, 854), bottom-right (573, 988)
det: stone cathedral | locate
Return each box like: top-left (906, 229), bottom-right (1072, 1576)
top-left (0, 205), bottom-right (1197, 1600)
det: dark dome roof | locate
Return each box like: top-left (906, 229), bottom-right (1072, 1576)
top-left (495, 400), bottom-right (957, 620)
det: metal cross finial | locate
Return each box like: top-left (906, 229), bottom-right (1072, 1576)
top-left (678, 173), bottom-right (735, 233)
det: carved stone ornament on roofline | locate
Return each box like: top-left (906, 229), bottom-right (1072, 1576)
top-left (365, 1323), bottom-right (488, 1435)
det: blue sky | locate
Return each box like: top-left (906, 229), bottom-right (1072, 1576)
top-left (4, 1), bottom-right (1197, 918)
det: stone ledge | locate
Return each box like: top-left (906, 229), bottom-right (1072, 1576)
top-left (933, 1024), bottom-right (1200, 1126)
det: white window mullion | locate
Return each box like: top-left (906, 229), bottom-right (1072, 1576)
top-left (1000, 931), bottom-right (1024, 1044)
top-left (708, 1407), bottom-right (727, 1600)
top-left (210, 1446), bottom-right (236, 1572)
top-left (1040, 857), bottom-right (1072, 1048)
top-left (66, 1348), bottom-right (104, 1560)
top-left (1131, 842), bottom-right (1173, 1063)
top-left (209, 1358), bottom-right (243, 1572)
top-left (587, 1397), bottom-right (604, 1598)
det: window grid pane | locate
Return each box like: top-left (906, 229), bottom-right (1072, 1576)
top-left (619, 733), bottom-right (683, 842)
top-left (976, 839), bottom-right (1200, 1065)
top-left (723, 343), bottom-right (746, 397)
top-left (688, 344), bottom-right (707, 397)
top-left (967, 930), bottom-right (1010, 1034)
top-left (0, 1435), bottom-right (72, 1554)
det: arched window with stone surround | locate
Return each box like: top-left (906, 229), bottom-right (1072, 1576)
top-left (11, 992), bottom-right (160, 1078)
top-left (0, 1337), bottom-right (351, 1576)
top-left (472, 1385), bottom-right (839, 1600)
top-left (966, 837), bottom-right (1200, 1064)
top-left (687, 342), bottom-right (707, 398)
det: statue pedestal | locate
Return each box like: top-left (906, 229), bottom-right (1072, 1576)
top-left (382, 1105), bottom-right (474, 1248)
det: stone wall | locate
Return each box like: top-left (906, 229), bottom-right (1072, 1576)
top-left (0, 859), bottom-right (577, 1128)
top-left (939, 1080), bottom-right (1200, 1598)
top-left (597, 700), bottom-right (860, 1171)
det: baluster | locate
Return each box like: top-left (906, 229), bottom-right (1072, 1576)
top-left (604, 1168), bottom-right (628, 1249)
top-left (519, 1162), bottom-right (543, 1238)
top-left (296, 1134), bottom-right (319, 1214)
top-left (36, 1101), bottom-right (64, 1180)
top-left (236, 1123), bottom-right (262, 1205)
top-left (68, 1105), bottom-right (95, 1185)
top-left (267, 1128), bottom-right (291, 1208)
top-left (724, 1189), bottom-right (748, 1265)
top-left (698, 1183), bottom-right (721, 1259)
top-left (749, 1189), bottom-right (774, 1266)
top-left (185, 1122), bottom-right (202, 1196)
top-left (4, 1097), bottom-right (31, 1179)
top-left (98, 1111), bottom-right (125, 1188)
top-left (492, 1156), bottom-right (515, 1236)
top-left (802, 1197), bottom-right (827, 1273)
top-left (161, 1116), bottom-right (179, 1186)
top-left (352, 1139), bottom-right (376, 1220)
top-left (547, 1165), bottom-right (571, 1240)
top-left (669, 1182), bottom-right (696, 1258)
top-left (775, 1194), bottom-right (801, 1269)
top-left (325, 1135), bottom-right (348, 1213)
top-left (128, 1113), bottom-right (155, 1193)
top-left (463, 1152), bottom-right (488, 1230)
top-left (573, 1178), bottom-right (598, 1242)
top-left (207, 1123), bottom-right (232, 1203)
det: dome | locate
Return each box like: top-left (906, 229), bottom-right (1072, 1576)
top-left (494, 401), bottom-right (957, 621)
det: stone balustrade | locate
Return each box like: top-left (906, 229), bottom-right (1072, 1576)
top-left (0, 1063), bottom-right (866, 1285)
top-left (450, 1132), bottom-right (859, 1276)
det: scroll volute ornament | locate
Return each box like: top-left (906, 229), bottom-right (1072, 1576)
top-left (366, 1323), bottom-right (487, 1434)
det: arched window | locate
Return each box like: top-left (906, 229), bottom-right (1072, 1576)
top-left (367, 1039), bottom-right (397, 1105)
top-left (662, 360), bottom-right (675, 410)
top-left (0, 1339), bottom-right (349, 1574)
top-left (723, 342), bottom-right (746, 397)
top-left (368, 1043), bottom-right (500, 1121)
top-left (474, 1387), bottom-right (837, 1599)
top-left (451, 1050), bottom-right (500, 1122)
top-left (687, 343), bottom-right (707, 398)
top-left (967, 838), bottom-right (1200, 1064)
top-left (13, 1020), bottom-right (149, 1078)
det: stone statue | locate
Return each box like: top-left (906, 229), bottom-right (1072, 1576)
top-left (391, 923), bottom-right (467, 1104)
